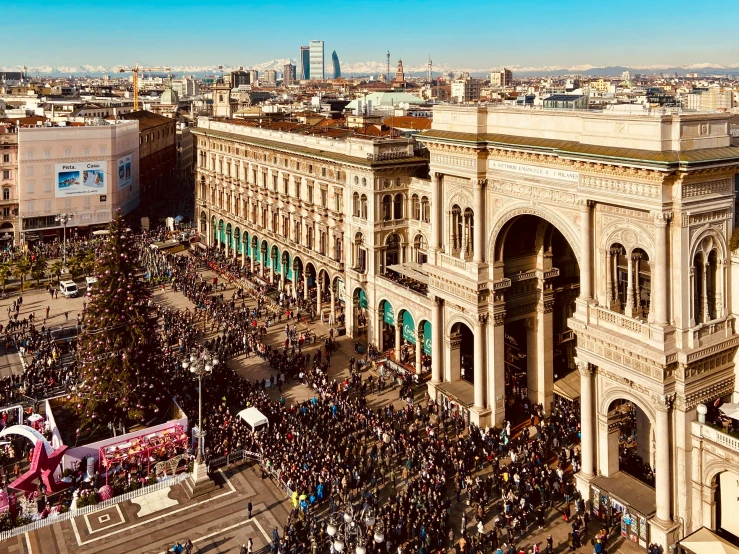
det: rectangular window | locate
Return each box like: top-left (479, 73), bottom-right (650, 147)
top-left (100, 146), bottom-right (107, 155)
top-left (44, 200), bottom-right (52, 212)
top-left (3, 154), bottom-right (10, 163)
top-left (26, 201), bottom-right (34, 212)
top-left (320, 188), bottom-right (327, 208)
top-left (2, 208), bottom-right (9, 218)
top-left (44, 165), bottom-right (51, 175)
top-left (83, 147), bottom-right (90, 156)
top-left (64, 148), bottom-right (71, 157)
top-left (307, 184), bottom-right (313, 204)
top-left (43, 149), bottom-right (51, 158)
top-left (272, 175), bottom-right (278, 190)
top-left (322, 167), bottom-right (326, 177)
top-left (83, 196), bottom-right (91, 208)
top-left (295, 180), bottom-right (301, 200)
top-left (26, 182), bottom-right (34, 194)
top-left (2, 170), bottom-right (8, 180)
top-left (283, 178), bottom-right (288, 194)
top-left (26, 166), bottom-right (34, 177)
top-left (334, 192), bottom-right (342, 212)
top-left (26, 150), bottom-right (34, 160)
top-left (64, 199), bottom-right (72, 209)
top-left (44, 180), bottom-right (52, 193)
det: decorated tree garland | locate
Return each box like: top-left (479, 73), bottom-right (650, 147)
top-left (75, 210), bottom-right (167, 430)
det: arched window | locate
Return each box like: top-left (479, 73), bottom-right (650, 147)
top-left (384, 233), bottom-right (401, 271)
top-left (306, 227), bottom-right (314, 249)
top-left (353, 192), bottom-right (360, 217)
top-left (354, 232), bottom-right (366, 272)
top-left (319, 231), bottom-right (327, 255)
top-left (421, 196), bottom-right (430, 223)
top-left (360, 194), bottom-right (368, 220)
top-left (362, 177), bottom-right (367, 187)
top-left (414, 234), bottom-right (428, 264)
top-left (411, 194), bottom-right (420, 220)
top-left (693, 237), bottom-right (723, 324)
top-left (354, 176), bottom-right (359, 185)
top-left (393, 193), bottom-right (404, 220)
top-left (382, 195), bottom-right (392, 221)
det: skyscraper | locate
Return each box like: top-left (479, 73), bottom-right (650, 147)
top-left (284, 63), bottom-right (296, 86)
top-left (299, 46), bottom-right (310, 80)
top-left (309, 40), bottom-right (324, 80)
top-left (331, 50), bottom-right (341, 79)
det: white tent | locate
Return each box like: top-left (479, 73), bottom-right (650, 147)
top-left (719, 403), bottom-right (739, 421)
top-left (679, 527), bottom-right (739, 554)
top-left (237, 407), bottom-right (269, 432)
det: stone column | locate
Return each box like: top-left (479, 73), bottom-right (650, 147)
top-left (626, 254), bottom-right (635, 313)
top-left (473, 179), bottom-right (485, 263)
top-left (577, 360), bottom-right (595, 477)
top-left (415, 331), bottom-right (423, 375)
top-left (447, 211), bottom-right (454, 254)
top-left (655, 395), bottom-right (674, 523)
top-left (431, 297), bottom-right (443, 383)
top-left (604, 249), bottom-right (613, 309)
top-left (378, 308), bottom-right (385, 351)
top-left (303, 273), bottom-right (309, 301)
top-left (689, 266), bottom-right (696, 326)
top-left (473, 315), bottom-right (487, 410)
top-left (250, 246), bottom-right (255, 274)
top-left (293, 266), bottom-right (299, 300)
top-left (270, 255), bottom-right (277, 284)
top-left (395, 322), bottom-right (402, 355)
top-left (579, 200), bottom-right (592, 300)
top-left (431, 173), bottom-right (441, 250)
top-left (330, 285), bottom-right (336, 326)
top-left (316, 278), bottom-right (323, 317)
top-left (490, 309), bottom-right (506, 426)
top-left (701, 261), bottom-right (709, 323)
top-left (232, 237), bottom-right (237, 261)
top-left (241, 243), bottom-right (246, 269)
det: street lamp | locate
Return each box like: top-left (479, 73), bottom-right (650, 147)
top-left (55, 213), bottom-right (74, 271)
top-left (325, 504), bottom-right (384, 554)
top-left (181, 349), bottom-right (218, 497)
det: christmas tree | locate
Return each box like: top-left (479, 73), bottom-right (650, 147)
top-left (75, 210), bottom-right (167, 431)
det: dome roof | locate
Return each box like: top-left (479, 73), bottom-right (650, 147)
top-left (160, 87), bottom-right (179, 105)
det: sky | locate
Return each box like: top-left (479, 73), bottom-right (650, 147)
top-left (4, 0), bottom-right (739, 71)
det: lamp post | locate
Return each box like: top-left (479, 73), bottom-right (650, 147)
top-left (181, 349), bottom-right (218, 496)
top-left (325, 503), bottom-right (384, 554)
top-left (55, 213), bottom-right (73, 271)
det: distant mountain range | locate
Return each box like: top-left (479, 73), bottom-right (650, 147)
top-left (3, 61), bottom-right (739, 79)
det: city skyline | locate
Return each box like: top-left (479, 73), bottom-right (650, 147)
top-left (5, 0), bottom-right (739, 71)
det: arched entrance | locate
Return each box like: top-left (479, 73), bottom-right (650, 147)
top-left (292, 256), bottom-right (304, 301)
top-left (281, 251), bottom-right (292, 294)
top-left (449, 321), bottom-right (474, 384)
top-left (304, 262), bottom-right (317, 315)
top-left (495, 213), bottom-right (580, 419)
top-left (606, 399), bottom-right (654, 487)
top-left (377, 299), bottom-right (396, 352)
top-left (352, 287), bottom-right (369, 342)
top-left (211, 216), bottom-right (217, 246)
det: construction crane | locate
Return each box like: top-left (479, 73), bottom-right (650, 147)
top-left (118, 62), bottom-right (170, 111)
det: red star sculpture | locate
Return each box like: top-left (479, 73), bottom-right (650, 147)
top-left (10, 443), bottom-right (70, 494)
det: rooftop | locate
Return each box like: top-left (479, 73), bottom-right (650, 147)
top-left (119, 110), bottom-right (175, 130)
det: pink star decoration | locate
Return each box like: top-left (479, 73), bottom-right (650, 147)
top-left (10, 443), bottom-right (70, 494)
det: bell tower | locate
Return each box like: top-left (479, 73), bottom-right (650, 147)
top-left (212, 78), bottom-right (233, 118)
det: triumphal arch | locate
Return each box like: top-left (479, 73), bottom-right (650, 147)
top-left (413, 105), bottom-right (739, 551)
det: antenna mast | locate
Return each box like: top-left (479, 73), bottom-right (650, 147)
top-left (386, 51), bottom-right (390, 83)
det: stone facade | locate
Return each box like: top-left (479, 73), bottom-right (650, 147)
top-left (192, 105), bottom-right (739, 551)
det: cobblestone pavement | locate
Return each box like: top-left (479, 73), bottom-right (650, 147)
top-left (0, 263), bottom-right (644, 553)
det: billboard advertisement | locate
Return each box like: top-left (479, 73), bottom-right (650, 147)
top-left (55, 161), bottom-right (108, 198)
top-left (117, 154), bottom-right (133, 190)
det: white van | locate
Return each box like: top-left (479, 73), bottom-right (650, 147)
top-left (85, 276), bottom-right (98, 291)
top-left (59, 280), bottom-right (78, 298)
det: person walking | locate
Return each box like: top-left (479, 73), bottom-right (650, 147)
top-left (248, 500), bottom-right (253, 519)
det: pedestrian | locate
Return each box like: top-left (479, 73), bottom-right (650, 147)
top-left (185, 539), bottom-right (193, 554)
top-left (64, 311), bottom-right (69, 322)
top-left (247, 537), bottom-right (253, 554)
top-left (248, 500), bottom-right (253, 519)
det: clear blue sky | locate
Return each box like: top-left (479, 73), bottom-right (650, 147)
top-left (5, 0), bottom-right (739, 70)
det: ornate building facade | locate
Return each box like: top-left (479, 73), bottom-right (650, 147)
top-left (193, 106), bottom-right (739, 551)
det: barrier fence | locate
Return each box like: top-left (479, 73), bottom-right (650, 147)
top-left (0, 473), bottom-right (189, 542)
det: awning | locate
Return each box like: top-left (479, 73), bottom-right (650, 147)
top-left (679, 527), bottom-right (739, 554)
top-left (92, 230), bottom-right (110, 236)
top-left (195, 242), bottom-right (208, 250)
top-left (554, 370), bottom-right (581, 401)
top-left (386, 262), bottom-right (429, 284)
top-left (237, 407), bottom-right (269, 431)
top-left (719, 403), bottom-right (739, 421)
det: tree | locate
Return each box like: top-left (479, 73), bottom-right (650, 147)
top-left (0, 262), bottom-right (11, 292)
top-left (12, 257), bottom-right (31, 291)
top-left (50, 261), bottom-right (64, 284)
top-left (31, 257), bottom-right (48, 288)
top-left (75, 211), bottom-right (168, 431)
top-left (80, 251), bottom-right (96, 277)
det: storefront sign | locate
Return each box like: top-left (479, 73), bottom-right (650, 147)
top-left (423, 321), bottom-right (432, 355)
top-left (402, 311), bottom-right (415, 343)
top-left (359, 289), bottom-right (368, 309)
top-left (489, 160), bottom-right (579, 182)
top-left (383, 303), bottom-right (395, 325)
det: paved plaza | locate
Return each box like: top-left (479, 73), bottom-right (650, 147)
top-left (0, 265), bottom-right (644, 554)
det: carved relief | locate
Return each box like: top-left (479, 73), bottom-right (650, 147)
top-left (580, 175), bottom-right (660, 198)
top-left (680, 209), bottom-right (732, 228)
top-left (488, 180), bottom-right (576, 206)
top-left (682, 179), bottom-right (732, 198)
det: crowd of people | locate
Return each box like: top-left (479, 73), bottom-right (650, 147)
top-left (0, 227), bottom-right (623, 554)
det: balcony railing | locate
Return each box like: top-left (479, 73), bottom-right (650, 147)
top-left (688, 316), bottom-right (735, 349)
top-left (693, 421), bottom-right (739, 454)
top-left (587, 304), bottom-right (671, 350)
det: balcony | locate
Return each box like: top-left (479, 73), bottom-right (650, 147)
top-left (692, 421), bottom-right (739, 455)
top-left (687, 316), bottom-right (735, 349)
top-left (587, 304), bottom-right (672, 350)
